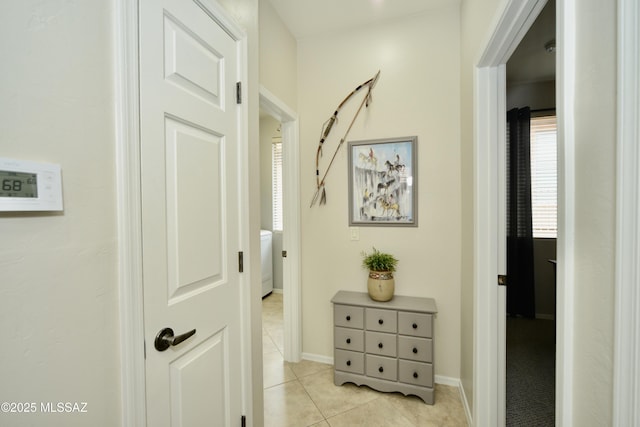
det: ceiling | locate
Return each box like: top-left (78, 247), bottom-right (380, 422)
top-left (268, 0), bottom-right (459, 39)
top-left (506, 0), bottom-right (556, 84)
top-left (266, 0), bottom-right (555, 83)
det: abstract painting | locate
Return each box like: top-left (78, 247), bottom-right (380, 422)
top-left (348, 136), bottom-right (417, 226)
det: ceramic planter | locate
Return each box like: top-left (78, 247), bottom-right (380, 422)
top-left (367, 271), bottom-right (395, 302)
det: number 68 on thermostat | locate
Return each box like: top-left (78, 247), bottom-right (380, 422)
top-left (0, 157), bottom-right (63, 212)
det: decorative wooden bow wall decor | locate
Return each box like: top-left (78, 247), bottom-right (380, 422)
top-left (310, 70), bottom-right (381, 207)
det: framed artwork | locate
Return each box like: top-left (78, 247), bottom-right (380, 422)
top-left (348, 136), bottom-right (417, 226)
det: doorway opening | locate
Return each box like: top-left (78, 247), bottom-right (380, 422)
top-left (259, 87), bottom-right (302, 366)
top-left (259, 110), bottom-right (287, 387)
top-left (473, 0), bottom-right (574, 425)
top-left (505, 1), bottom-right (556, 425)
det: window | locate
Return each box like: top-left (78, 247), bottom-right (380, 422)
top-left (530, 115), bottom-right (557, 238)
top-left (272, 137), bottom-right (283, 231)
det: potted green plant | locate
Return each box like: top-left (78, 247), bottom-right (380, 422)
top-left (361, 247), bottom-right (398, 301)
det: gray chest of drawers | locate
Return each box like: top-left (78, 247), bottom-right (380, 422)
top-left (331, 290), bottom-right (438, 404)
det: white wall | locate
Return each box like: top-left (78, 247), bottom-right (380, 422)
top-left (507, 80), bottom-right (555, 111)
top-left (0, 1), bottom-right (121, 425)
top-left (259, 1), bottom-right (297, 296)
top-left (571, 0), bottom-right (616, 423)
top-left (459, 0), bottom-right (504, 412)
top-left (259, 0), bottom-right (298, 110)
top-left (272, 231), bottom-right (284, 289)
top-left (298, 6), bottom-right (462, 379)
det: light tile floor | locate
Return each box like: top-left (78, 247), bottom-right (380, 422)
top-left (262, 292), bottom-right (468, 427)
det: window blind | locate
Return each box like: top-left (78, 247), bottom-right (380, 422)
top-left (272, 137), bottom-right (283, 231)
top-left (530, 115), bottom-right (557, 238)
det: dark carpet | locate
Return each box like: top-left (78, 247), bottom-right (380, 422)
top-left (506, 317), bottom-right (556, 426)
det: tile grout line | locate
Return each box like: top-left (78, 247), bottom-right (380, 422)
top-left (264, 294), bottom-right (330, 426)
top-left (299, 379), bottom-right (329, 426)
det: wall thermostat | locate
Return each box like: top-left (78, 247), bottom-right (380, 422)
top-left (0, 157), bottom-right (63, 211)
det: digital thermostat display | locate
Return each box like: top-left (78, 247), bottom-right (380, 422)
top-left (0, 170), bottom-right (38, 198)
top-left (0, 158), bottom-right (63, 211)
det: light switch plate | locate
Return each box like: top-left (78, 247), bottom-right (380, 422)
top-left (349, 227), bottom-right (360, 241)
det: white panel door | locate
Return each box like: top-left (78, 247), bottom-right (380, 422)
top-left (139, 1), bottom-right (242, 426)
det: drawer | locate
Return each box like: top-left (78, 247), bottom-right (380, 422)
top-left (335, 349), bottom-right (364, 374)
top-left (398, 336), bottom-right (432, 362)
top-left (365, 308), bottom-right (397, 333)
top-left (335, 327), bottom-right (364, 352)
top-left (334, 304), bottom-right (364, 329)
top-left (399, 359), bottom-right (433, 387)
top-left (398, 312), bottom-right (433, 337)
top-left (365, 354), bottom-right (397, 381)
top-left (365, 331), bottom-right (396, 357)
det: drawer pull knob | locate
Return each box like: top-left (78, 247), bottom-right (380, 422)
top-left (413, 372), bottom-right (419, 379)
top-left (346, 338), bottom-right (351, 344)
top-left (378, 342), bottom-right (383, 349)
top-left (378, 366), bottom-right (384, 373)
top-left (346, 315), bottom-right (351, 321)
top-left (346, 360), bottom-right (351, 366)
top-left (413, 347), bottom-right (418, 354)
top-left (412, 323), bottom-right (418, 329)
top-left (378, 319), bottom-right (384, 325)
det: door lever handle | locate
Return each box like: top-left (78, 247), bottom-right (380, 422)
top-left (498, 275), bottom-right (508, 286)
top-left (154, 327), bottom-right (196, 352)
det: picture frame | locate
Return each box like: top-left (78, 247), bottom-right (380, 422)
top-left (348, 136), bottom-right (417, 226)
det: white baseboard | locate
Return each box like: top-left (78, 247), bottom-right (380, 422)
top-left (435, 376), bottom-right (471, 426)
top-left (301, 352), bottom-right (333, 365)
top-left (271, 288), bottom-right (283, 294)
top-left (458, 378), bottom-right (472, 427)
top-left (434, 375), bottom-right (459, 387)
top-left (301, 352), bottom-right (471, 426)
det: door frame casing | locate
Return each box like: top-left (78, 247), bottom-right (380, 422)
top-left (115, 0), bottom-right (252, 425)
top-left (613, 0), bottom-right (640, 424)
top-left (259, 86), bottom-right (302, 362)
top-left (472, 0), bottom-right (574, 426)
top-left (114, 0), bottom-right (144, 424)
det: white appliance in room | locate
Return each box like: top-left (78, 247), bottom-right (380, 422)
top-left (260, 230), bottom-right (273, 297)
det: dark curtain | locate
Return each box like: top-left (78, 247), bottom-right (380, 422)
top-left (506, 107), bottom-right (535, 318)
